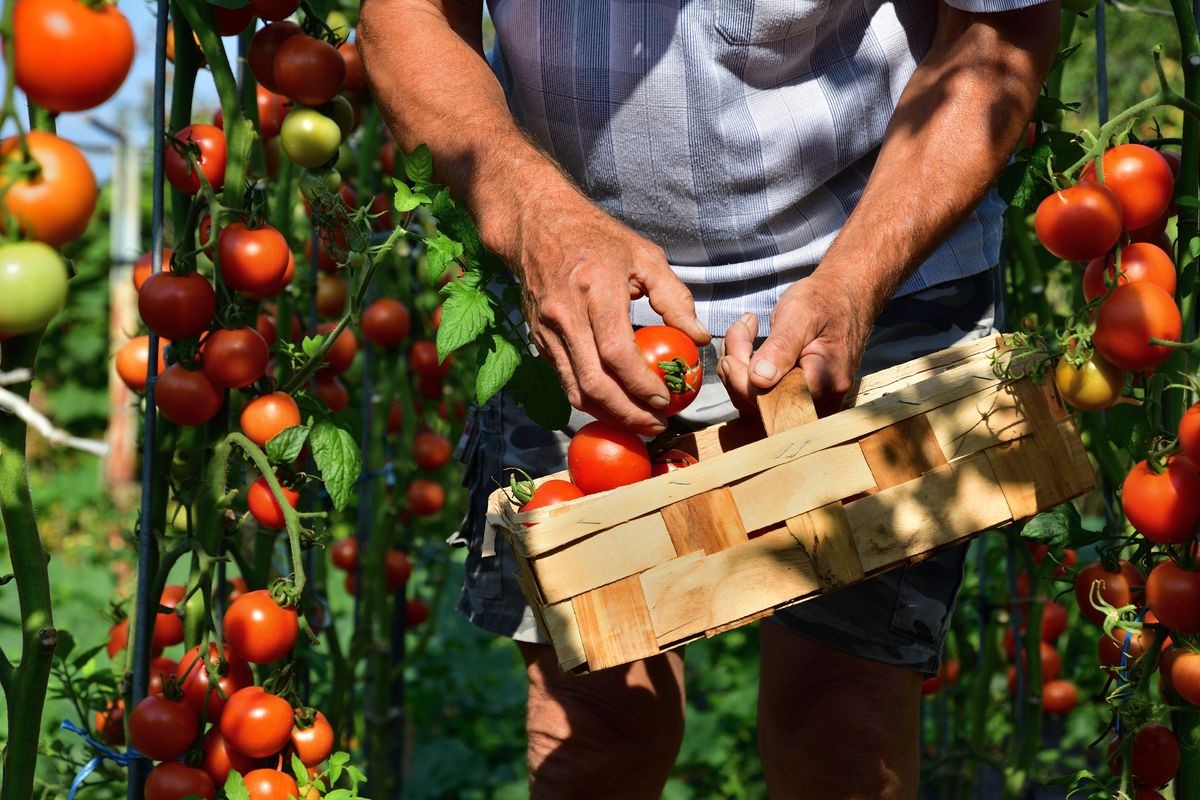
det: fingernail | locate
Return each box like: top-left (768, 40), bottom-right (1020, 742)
top-left (739, 313), bottom-right (752, 325)
top-left (648, 394), bottom-right (670, 409)
top-left (753, 360), bottom-right (777, 381)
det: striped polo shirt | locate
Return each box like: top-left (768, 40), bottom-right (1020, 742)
top-left (487, 0), bottom-right (1047, 335)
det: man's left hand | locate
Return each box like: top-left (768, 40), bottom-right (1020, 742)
top-left (717, 270), bottom-right (875, 417)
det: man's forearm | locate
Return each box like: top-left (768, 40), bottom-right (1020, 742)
top-left (357, 0), bottom-right (581, 267)
top-left (816, 3), bottom-right (1060, 314)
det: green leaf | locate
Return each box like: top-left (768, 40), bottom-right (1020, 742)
top-left (392, 179), bottom-right (431, 214)
top-left (207, 0), bottom-right (249, 8)
top-left (1106, 402), bottom-right (1152, 461)
top-left (1021, 503), bottom-right (1080, 547)
top-left (476, 335), bottom-right (521, 405)
top-left (512, 355), bottom-right (570, 429)
top-left (301, 335), bottom-right (322, 359)
top-left (1000, 130), bottom-right (1086, 209)
top-left (55, 630), bottom-right (76, 663)
top-left (71, 643), bottom-right (107, 670)
top-left (224, 771), bottom-right (250, 800)
top-left (423, 233), bottom-right (464, 286)
top-left (324, 791), bottom-right (354, 800)
top-left (291, 753), bottom-right (308, 782)
top-left (266, 425), bottom-right (309, 464)
top-left (1048, 43), bottom-right (1081, 74)
top-left (310, 420), bottom-right (362, 511)
top-left (1175, 194), bottom-right (1200, 209)
top-left (431, 187), bottom-right (486, 261)
top-left (436, 282), bottom-right (493, 359)
top-left (1190, 236), bottom-right (1200, 259)
top-left (405, 144), bottom-right (434, 186)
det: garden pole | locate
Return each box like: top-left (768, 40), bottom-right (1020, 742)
top-left (1095, 3), bottom-right (1109, 126)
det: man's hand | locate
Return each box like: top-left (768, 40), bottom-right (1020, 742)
top-left (512, 194), bottom-right (710, 434)
top-left (718, 270), bottom-right (873, 417)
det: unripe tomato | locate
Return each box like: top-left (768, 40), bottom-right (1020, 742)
top-left (0, 132), bottom-right (98, 247)
top-left (241, 392), bottom-right (301, 448)
top-left (413, 432), bottom-right (452, 471)
top-left (247, 476), bottom-right (300, 530)
top-left (280, 108), bottom-right (343, 169)
top-left (635, 326), bottom-right (702, 416)
top-left (316, 273), bottom-right (348, 318)
top-left (330, 538), bottom-right (358, 570)
top-left (164, 124), bottom-right (227, 194)
top-left (133, 248), bottom-right (173, 290)
top-left (385, 550), bottom-right (412, 591)
top-left (1082, 243), bottom-right (1176, 302)
top-left (316, 322), bottom-right (358, 375)
top-left (339, 41), bottom-right (366, 93)
top-left (176, 642), bottom-right (254, 723)
top-left (219, 223), bottom-right (290, 296)
top-left (13, 0), bottom-right (134, 112)
top-left (138, 271), bottom-right (215, 341)
top-left (1033, 181), bottom-right (1123, 262)
top-left (327, 94), bottom-right (356, 141)
top-left (0, 242), bottom-right (69, 335)
top-left (568, 422), bottom-right (652, 494)
top-left (1074, 560), bottom-right (1144, 625)
top-left (274, 35), bottom-right (346, 107)
top-left (153, 584), bottom-right (187, 648)
top-left (291, 711), bottom-right (334, 766)
top-left (1145, 561), bottom-right (1200, 633)
top-left (409, 339), bottom-right (451, 378)
top-left (1082, 144), bottom-right (1175, 231)
top-left (314, 376), bottom-right (349, 412)
top-left (1053, 353), bottom-right (1125, 412)
top-left (213, 3), bottom-right (255, 36)
top-left (223, 590), bottom-right (299, 664)
top-left (1041, 679), bottom-right (1078, 715)
top-left (361, 298), bottom-right (412, 348)
top-left (1122, 456), bottom-right (1200, 544)
top-left (201, 727), bottom-right (260, 787)
top-left (203, 327), bottom-right (270, 389)
top-left (1178, 403), bottom-right (1200, 464)
top-left (1093, 282), bottom-right (1180, 372)
top-left (145, 761), bottom-right (216, 800)
top-left (249, 0), bottom-right (299, 22)
top-left (248, 21), bottom-right (302, 93)
top-left (156, 365), bottom-right (224, 426)
top-left (407, 479), bottom-right (445, 516)
top-left (220, 686), bottom-right (294, 758)
top-left (406, 597), bottom-right (430, 627)
top-left (242, 769), bottom-right (300, 800)
top-left (129, 694), bottom-right (200, 761)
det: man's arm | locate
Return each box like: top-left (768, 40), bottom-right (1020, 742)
top-left (357, 0), bottom-right (709, 433)
top-left (719, 2), bottom-right (1061, 414)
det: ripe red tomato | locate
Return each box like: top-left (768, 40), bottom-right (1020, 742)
top-left (291, 711), bottom-right (334, 766)
top-left (1083, 144), bottom-right (1174, 230)
top-left (241, 392), bottom-right (301, 448)
top-left (273, 35), bottom-right (346, 107)
top-left (413, 432), bottom-right (452, 471)
top-left (361, 298), bottom-right (412, 348)
top-left (1074, 560), bottom-right (1144, 624)
top-left (145, 761), bottom-right (216, 800)
top-left (203, 327), bottom-right (269, 389)
top-left (920, 674), bottom-right (942, 695)
top-left (1092, 282), bottom-right (1181, 372)
top-left (217, 85), bottom-right (288, 138)
top-left (1122, 456), bottom-right (1200, 544)
top-left (95, 699), bottom-right (124, 746)
top-left (1082, 243), bottom-right (1176, 302)
top-left (1165, 649), bottom-right (1200, 705)
top-left (568, 421), bottom-right (652, 494)
top-left (116, 336), bottom-right (167, 392)
top-left (147, 656), bottom-right (177, 697)
top-left (387, 399), bottom-right (403, 433)
top-left (1041, 601), bottom-right (1068, 642)
top-left (242, 768), bottom-right (300, 800)
top-left (520, 480), bottom-right (585, 526)
top-left (409, 339), bottom-right (451, 378)
top-left (12, 0), bottom-right (134, 112)
top-left (651, 448), bottom-right (699, 476)
top-left (406, 597), bottom-right (430, 627)
top-left (635, 326), bottom-right (702, 416)
top-left (133, 248), bottom-right (173, 290)
top-left (330, 538), bottom-right (358, 570)
top-left (219, 223), bottom-right (290, 296)
top-left (1053, 353), bottom-right (1126, 411)
top-left (153, 584), bottom-right (187, 647)
top-left (407, 479), bottom-right (445, 516)
top-left (1146, 561), bottom-right (1200, 633)
top-left (314, 376), bottom-right (350, 412)
top-left (247, 476), bottom-right (300, 530)
top-left (212, 3), bottom-right (255, 36)
top-left (249, 0), bottom-right (299, 22)
top-left (316, 273), bottom-right (348, 318)
top-left (177, 642), bottom-right (254, 723)
top-left (129, 694), bottom-right (200, 761)
top-left (202, 727), bottom-right (260, 787)
top-left (248, 21), bottom-right (303, 93)
top-left (1109, 724), bottom-right (1181, 789)
top-left (138, 271), bottom-right (215, 341)
top-left (0, 131), bottom-right (98, 247)
top-left (385, 550), bottom-right (412, 591)
top-left (418, 374), bottom-right (443, 401)
top-left (1033, 181), bottom-right (1123, 262)
top-left (223, 590), bottom-right (299, 664)
top-left (156, 365), bottom-right (224, 426)
top-left (256, 308), bottom-right (302, 347)
top-left (1179, 403), bottom-right (1200, 464)
top-left (107, 618), bottom-right (128, 659)
top-left (339, 41), bottom-right (366, 93)
top-left (220, 686), bottom-right (294, 758)
top-left (317, 322), bottom-right (358, 375)
top-left (164, 124), bottom-right (227, 194)
top-left (1041, 679), bottom-right (1078, 715)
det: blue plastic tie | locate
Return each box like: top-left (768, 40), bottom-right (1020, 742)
top-left (60, 719), bottom-right (143, 800)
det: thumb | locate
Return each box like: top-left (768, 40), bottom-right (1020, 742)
top-left (748, 329), bottom-right (804, 390)
top-left (638, 263), bottom-right (710, 345)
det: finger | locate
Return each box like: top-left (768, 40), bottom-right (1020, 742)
top-left (587, 294), bottom-right (671, 410)
top-left (635, 259), bottom-right (711, 345)
top-left (799, 351), bottom-right (852, 418)
top-left (723, 312), bottom-right (758, 365)
top-left (748, 324), bottom-right (807, 390)
top-left (551, 323), bottom-right (666, 433)
top-left (718, 355), bottom-right (757, 416)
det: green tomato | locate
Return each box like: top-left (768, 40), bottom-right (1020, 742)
top-left (280, 109), bottom-right (342, 169)
top-left (300, 168), bottom-right (342, 203)
top-left (326, 10), bottom-right (351, 41)
top-left (335, 143), bottom-right (356, 176)
top-left (327, 95), bottom-right (355, 142)
top-left (0, 241), bottom-right (68, 335)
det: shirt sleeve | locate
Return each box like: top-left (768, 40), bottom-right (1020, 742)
top-left (942, 0), bottom-right (1055, 10)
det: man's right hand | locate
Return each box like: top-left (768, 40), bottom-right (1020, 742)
top-left (499, 193), bottom-right (709, 434)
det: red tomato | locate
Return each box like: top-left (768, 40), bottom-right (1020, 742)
top-left (212, 3), bottom-right (255, 36)
top-left (635, 326), bottom-right (702, 416)
top-left (247, 476), bottom-right (300, 530)
top-left (361, 298), bottom-right (412, 348)
top-left (1007, 641), bottom-right (1062, 688)
top-left (156, 365), bottom-right (224, 426)
top-left (106, 618), bottom-right (128, 659)
top-left (1074, 560), bottom-right (1144, 625)
top-left (291, 711), bottom-right (334, 766)
top-left (133, 248), bottom-right (173, 291)
top-left (216, 85), bottom-right (288, 138)
top-left (1092, 282), bottom-right (1181, 372)
top-left (1179, 403), bottom-right (1200, 464)
top-left (0, 131), bottom-right (98, 248)
top-left (201, 727), bottom-right (260, 787)
top-left (273, 35), bottom-right (346, 107)
top-left (1082, 243), bottom-right (1176, 302)
top-left (568, 421), bottom-right (652, 494)
top-left (418, 374), bottom-right (443, 401)
top-left (1164, 649), bottom-right (1200, 705)
top-left (115, 336), bottom-right (167, 392)
top-left (1041, 601), bottom-right (1068, 642)
top-left (13, 0), bottom-right (134, 111)
top-left (219, 223), bottom-right (290, 296)
top-left (241, 392), bottom-right (301, 448)
top-left (315, 273), bottom-right (347, 318)
top-left (1122, 456), bottom-right (1200, 544)
top-left (138, 271), bottom-right (215, 341)
top-left (148, 656), bottom-right (177, 697)
top-left (129, 694), bottom-right (200, 761)
top-left (407, 479), bottom-right (445, 516)
top-left (256, 308), bottom-right (302, 347)
top-left (413, 431), bottom-right (452, 471)
top-left (95, 699), bottom-right (124, 746)
top-left (203, 327), bottom-right (269, 389)
top-left (316, 323), bottom-right (358, 375)
top-left (1083, 144), bottom-right (1174, 230)
top-left (145, 761), bottom-right (216, 800)
top-left (228, 576), bottom-right (248, 603)
top-left (651, 448), bottom-right (699, 476)
top-left (1146, 561), bottom-right (1200, 633)
top-left (385, 550), bottom-right (413, 591)
top-left (314, 376), bottom-right (350, 412)
top-left (1109, 724), bottom-right (1181, 789)
top-left (176, 642), bottom-right (254, 722)
top-left (242, 768), bottom-right (300, 800)
top-left (223, 590), bottom-right (299, 664)
top-left (153, 584), bottom-right (187, 648)
top-left (920, 674), bottom-right (943, 696)
top-left (220, 686), bottom-right (294, 758)
top-left (330, 538), bottom-right (358, 570)
top-left (248, 21), bottom-right (303, 93)
top-left (1041, 679), bottom-right (1078, 715)
top-left (1033, 181), bottom-right (1123, 261)
top-left (387, 399), bottom-right (403, 433)
top-left (339, 42), bottom-right (366, 93)
top-left (409, 339), bottom-right (451, 378)
top-left (249, 0), bottom-right (299, 22)
top-left (164, 124), bottom-right (227, 194)
top-left (406, 597), bottom-right (430, 627)
top-left (520, 479), bottom-right (585, 526)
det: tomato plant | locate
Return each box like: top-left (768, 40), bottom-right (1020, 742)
top-left (247, 475), bottom-right (300, 530)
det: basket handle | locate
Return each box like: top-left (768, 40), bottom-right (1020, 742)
top-left (756, 368), bottom-right (818, 436)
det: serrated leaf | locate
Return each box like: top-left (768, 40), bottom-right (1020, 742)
top-left (224, 771), bottom-right (250, 800)
top-left (436, 282), bottom-right (493, 359)
top-left (423, 233), bottom-right (464, 285)
top-left (266, 425), bottom-right (309, 464)
top-left (476, 335), bottom-right (521, 405)
top-left (324, 792), bottom-right (353, 800)
top-left (512, 355), bottom-right (570, 429)
top-left (392, 179), bottom-right (430, 214)
top-left (1021, 503), bottom-right (1079, 547)
top-left (405, 144), bottom-right (434, 186)
top-left (310, 421), bottom-right (362, 511)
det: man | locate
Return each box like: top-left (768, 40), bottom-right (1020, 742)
top-left (360, 2), bottom-right (1059, 797)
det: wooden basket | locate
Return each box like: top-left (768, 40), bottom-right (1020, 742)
top-left (487, 337), bottom-right (1096, 674)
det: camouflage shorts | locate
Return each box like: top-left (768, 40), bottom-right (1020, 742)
top-left (449, 269), bottom-right (1000, 674)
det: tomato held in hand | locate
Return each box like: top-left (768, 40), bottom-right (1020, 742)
top-left (138, 271), bottom-right (215, 341)
top-left (1033, 181), bottom-right (1123, 262)
top-left (145, 761), bottom-right (216, 800)
top-left (1092, 282), bottom-right (1181, 372)
top-left (1074, 560), bottom-right (1144, 624)
top-left (635, 326), bottom-right (702, 416)
top-left (1122, 456), bottom-right (1200, 544)
top-left (164, 124), bottom-right (227, 194)
top-left (1146, 561), bottom-right (1200, 634)
top-left (291, 711), bottom-right (334, 767)
top-left (129, 694), bottom-right (200, 761)
top-left (273, 35), bottom-right (346, 107)
top-left (223, 590), bottom-right (299, 664)
top-left (361, 298), bottom-right (412, 348)
top-left (0, 132), bottom-right (98, 248)
top-left (241, 391), bottom-right (301, 448)
top-left (156, 365), bottom-right (224, 427)
top-left (521, 480), bottom-right (585, 519)
top-left (568, 421), bottom-right (652, 494)
top-left (176, 642), bottom-right (254, 723)
top-left (242, 768), bottom-right (300, 800)
top-left (0, 242), bottom-right (69, 336)
top-left (1082, 144), bottom-right (1175, 231)
top-left (220, 686), bottom-right (294, 759)
top-left (203, 327), bottom-right (269, 389)
top-left (247, 476), bottom-right (300, 530)
top-left (1082, 243), bottom-right (1176, 303)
